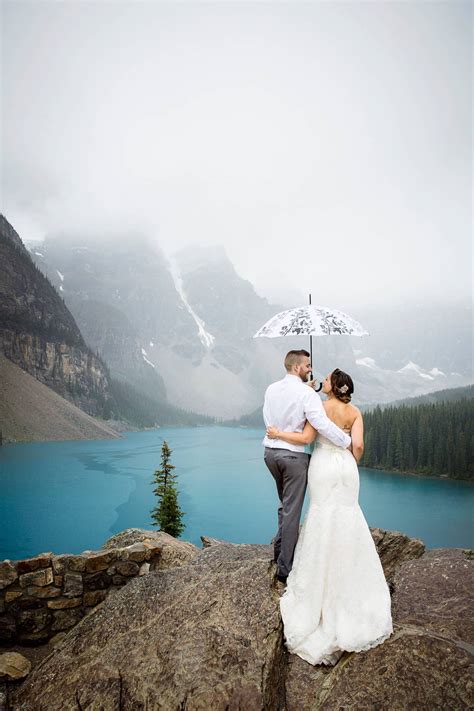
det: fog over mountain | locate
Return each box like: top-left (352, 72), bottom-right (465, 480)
top-left (3, 1), bottom-right (472, 312)
top-left (28, 233), bottom-right (471, 418)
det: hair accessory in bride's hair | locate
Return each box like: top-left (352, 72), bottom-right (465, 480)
top-left (337, 384), bottom-right (349, 394)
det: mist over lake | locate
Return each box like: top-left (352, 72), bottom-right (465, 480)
top-left (1, 427), bottom-right (472, 561)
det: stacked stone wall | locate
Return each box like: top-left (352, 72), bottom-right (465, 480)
top-left (0, 541), bottom-right (161, 645)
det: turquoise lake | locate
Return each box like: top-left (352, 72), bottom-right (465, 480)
top-left (0, 427), bottom-right (472, 560)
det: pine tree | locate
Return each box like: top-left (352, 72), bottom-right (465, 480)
top-left (156, 487), bottom-right (185, 538)
top-left (150, 441), bottom-right (185, 537)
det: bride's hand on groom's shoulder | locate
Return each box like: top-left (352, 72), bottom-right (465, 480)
top-left (266, 426), bottom-right (280, 439)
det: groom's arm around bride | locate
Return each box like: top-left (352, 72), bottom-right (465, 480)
top-left (262, 350), bottom-right (350, 582)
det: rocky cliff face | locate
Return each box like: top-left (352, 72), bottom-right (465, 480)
top-left (0, 353), bottom-right (119, 444)
top-left (0, 215), bottom-right (112, 416)
top-left (30, 235), bottom-right (201, 407)
top-left (3, 527), bottom-right (472, 710)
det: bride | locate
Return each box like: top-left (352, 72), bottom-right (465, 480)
top-left (266, 368), bottom-right (393, 666)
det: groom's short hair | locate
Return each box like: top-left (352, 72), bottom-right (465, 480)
top-left (284, 349), bottom-right (310, 371)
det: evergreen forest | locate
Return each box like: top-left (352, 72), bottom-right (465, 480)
top-left (362, 396), bottom-right (473, 480)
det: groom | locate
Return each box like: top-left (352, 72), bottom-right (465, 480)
top-left (263, 350), bottom-right (351, 583)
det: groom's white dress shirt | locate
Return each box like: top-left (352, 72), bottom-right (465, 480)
top-left (262, 374), bottom-right (351, 452)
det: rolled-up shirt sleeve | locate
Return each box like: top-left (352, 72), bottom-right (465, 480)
top-left (304, 391), bottom-right (351, 448)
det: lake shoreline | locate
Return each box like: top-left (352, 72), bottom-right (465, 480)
top-left (363, 464), bottom-right (473, 484)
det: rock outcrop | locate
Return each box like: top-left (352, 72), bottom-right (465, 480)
top-left (391, 548), bottom-right (474, 643)
top-left (0, 215), bottom-right (112, 418)
top-left (4, 532), bottom-right (472, 710)
top-left (284, 547), bottom-right (473, 710)
top-left (369, 526), bottom-right (425, 584)
top-left (10, 543), bottom-right (282, 710)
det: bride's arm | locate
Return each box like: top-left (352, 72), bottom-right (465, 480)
top-left (351, 411), bottom-right (364, 463)
top-left (266, 420), bottom-right (317, 445)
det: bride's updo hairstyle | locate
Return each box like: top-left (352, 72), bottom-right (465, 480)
top-left (330, 368), bottom-right (354, 404)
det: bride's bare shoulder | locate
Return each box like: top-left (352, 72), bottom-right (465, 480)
top-left (347, 404), bottom-right (363, 422)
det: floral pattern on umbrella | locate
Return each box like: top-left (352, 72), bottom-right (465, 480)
top-left (254, 306), bottom-right (368, 338)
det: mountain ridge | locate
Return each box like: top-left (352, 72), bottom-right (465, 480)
top-left (27, 233), bottom-right (471, 418)
top-left (0, 215), bottom-right (113, 418)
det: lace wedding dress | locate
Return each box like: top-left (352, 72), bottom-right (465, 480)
top-left (280, 435), bottom-right (393, 666)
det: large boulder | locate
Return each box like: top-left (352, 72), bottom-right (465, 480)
top-left (369, 527), bottom-right (425, 584)
top-left (8, 536), bottom-right (472, 710)
top-left (284, 547), bottom-right (473, 710)
top-left (286, 627), bottom-right (471, 709)
top-left (11, 544), bottom-right (284, 710)
top-left (101, 528), bottom-right (199, 570)
top-left (391, 548), bottom-right (474, 642)
top-left (316, 626), bottom-right (472, 710)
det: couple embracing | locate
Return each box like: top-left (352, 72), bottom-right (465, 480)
top-left (263, 349), bottom-right (392, 666)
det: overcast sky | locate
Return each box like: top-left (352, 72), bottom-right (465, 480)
top-left (2, 0), bottom-right (472, 308)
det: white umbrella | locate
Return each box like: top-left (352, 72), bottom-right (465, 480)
top-left (254, 297), bottom-right (368, 389)
top-left (254, 304), bottom-right (369, 339)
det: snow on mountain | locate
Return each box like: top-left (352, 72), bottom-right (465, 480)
top-left (169, 258), bottom-right (215, 349)
top-left (430, 367), bottom-right (447, 377)
top-left (398, 361), bottom-right (434, 380)
top-left (355, 357), bottom-right (377, 369)
top-left (141, 348), bottom-right (156, 369)
top-left (54, 270), bottom-right (65, 291)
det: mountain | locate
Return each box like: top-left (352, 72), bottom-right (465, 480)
top-left (369, 384), bottom-right (474, 410)
top-left (352, 355), bottom-right (469, 408)
top-left (28, 235), bottom-right (472, 419)
top-left (0, 353), bottom-right (120, 444)
top-left (30, 237), bottom-right (286, 418)
top-left (353, 303), bottom-right (472, 377)
top-left (0, 215), bottom-right (113, 417)
top-left (29, 233), bottom-right (199, 404)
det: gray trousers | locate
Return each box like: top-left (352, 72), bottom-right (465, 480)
top-left (264, 447), bottom-right (309, 578)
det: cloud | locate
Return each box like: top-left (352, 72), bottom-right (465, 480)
top-left (2, 0), bottom-right (472, 307)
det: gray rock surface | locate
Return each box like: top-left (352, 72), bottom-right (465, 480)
top-left (317, 626), bottom-right (472, 710)
top-left (11, 544), bottom-right (283, 710)
top-left (0, 216), bottom-right (113, 422)
top-left (391, 548), bottom-right (474, 642)
top-left (284, 547), bottom-right (473, 710)
top-left (7, 533), bottom-right (472, 711)
top-left (370, 527), bottom-right (425, 584)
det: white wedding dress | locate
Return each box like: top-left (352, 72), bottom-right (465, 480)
top-left (280, 435), bottom-right (393, 666)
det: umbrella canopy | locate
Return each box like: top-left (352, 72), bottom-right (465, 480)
top-left (254, 305), bottom-right (369, 339)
